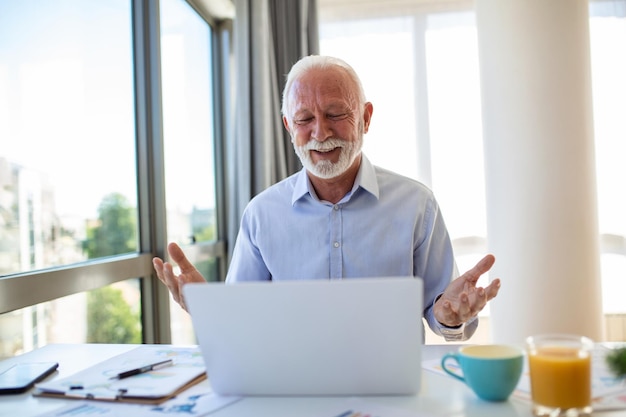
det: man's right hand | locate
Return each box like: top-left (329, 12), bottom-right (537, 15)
top-left (152, 242), bottom-right (206, 312)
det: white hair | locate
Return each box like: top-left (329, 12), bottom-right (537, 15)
top-left (281, 55), bottom-right (367, 120)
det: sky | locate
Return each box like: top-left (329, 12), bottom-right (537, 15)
top-left (0, 0), bottom-right (217, 222)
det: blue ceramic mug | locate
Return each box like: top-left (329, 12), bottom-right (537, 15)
top-left (441, 344), bottom-right (524, 402)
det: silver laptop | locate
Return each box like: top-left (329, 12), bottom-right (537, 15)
top-left (183, 277), bottom-right (423, 396)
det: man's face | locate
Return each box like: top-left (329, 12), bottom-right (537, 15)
top-left (283, 68), bottom-right (372, 179)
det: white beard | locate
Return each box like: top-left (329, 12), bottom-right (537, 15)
top-left (294, 136), bottom-right (363, 179)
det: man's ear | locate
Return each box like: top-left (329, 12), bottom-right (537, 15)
top-left (282, 116), bottom-right (295, 142)
top-left (362, 102), bottom-right (374, 133)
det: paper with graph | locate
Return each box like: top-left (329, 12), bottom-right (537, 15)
top-left (34, 345), bottom-right (206, 404)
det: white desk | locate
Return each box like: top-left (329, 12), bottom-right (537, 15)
top-left (0, 343), bottom-right (622, 417)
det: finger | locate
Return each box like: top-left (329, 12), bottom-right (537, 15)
top-left (463, 254), bottom-right (496, 284)
top-left (154, 258), bottom-right (182, 300)
top-left (177, 282), bottom-right (188, 312)
top-left (439, 299), bottom-right (456, 323)
top-left (440, 299), bottom-right (466, 327)
top-left (484, 278), bottom-right (501, 300)
top-left (152, 256), bottom-right (163, 270)
top-left (167, 242), bottom-right (197, 273)
top-left (469, 289), bottom-right (487, 316)
top-left (152, 257), bottom-right (166, 283)
top-left (477, 287), bottom-right (485, 299)
top-left (472, 254), bottom-right (495, 276)
top-left (457, 293), bottom-right (471, 319)
top-left (154, 253), bottom-right (190, 311)
top-left (160, 262), bottom-right (183, 302)
top-left (465, 286), bottom-right (485, 311)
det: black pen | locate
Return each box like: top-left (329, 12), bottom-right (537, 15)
top-left (110, 359), bottom-right (174, 380)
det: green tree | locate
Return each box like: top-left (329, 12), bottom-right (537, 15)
top-left (84, 193), bottom-right (137, 258)
top-left (84, 192), bottom-right (141, 343)
top-left (193, 226), bottom-right (215, 242)
top-left (87, 286), bottom-right (141, 343)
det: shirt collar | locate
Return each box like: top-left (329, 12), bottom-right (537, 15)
top-left (291, 153), bottom-right (380, 205)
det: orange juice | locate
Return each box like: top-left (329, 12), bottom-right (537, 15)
top-left (528, 346), bottom-right (591, 409)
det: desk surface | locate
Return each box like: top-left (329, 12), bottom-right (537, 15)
top-left (0, 343), bottom-right (623, 417)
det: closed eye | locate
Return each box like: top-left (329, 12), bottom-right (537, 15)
top-left (293, 117), bottom-right (313, 125)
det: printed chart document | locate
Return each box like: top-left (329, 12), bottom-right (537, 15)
top-left (34, 381), bottom-right (241, 417)
top-left (34, 345), bottom-right (207, 404)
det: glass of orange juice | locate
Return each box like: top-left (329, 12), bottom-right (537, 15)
top-left (526, 334), bottom-right (593, 416)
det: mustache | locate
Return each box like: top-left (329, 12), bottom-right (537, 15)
top-left (300, 138), bottom-right (347, 152)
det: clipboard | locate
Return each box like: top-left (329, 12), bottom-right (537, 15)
top-left (34, 346), bottom-right (207, 405)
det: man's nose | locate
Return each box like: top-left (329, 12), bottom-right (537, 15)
top-left (311, 118), bottom-right (331, 141)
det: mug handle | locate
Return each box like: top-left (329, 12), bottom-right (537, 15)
top-left (441, 352), bottom-right (465, 383)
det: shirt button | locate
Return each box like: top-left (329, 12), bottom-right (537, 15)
top-left (333, 204), bottom-right (340, 211)
top-left (333, 241), bottom-right (340, 248)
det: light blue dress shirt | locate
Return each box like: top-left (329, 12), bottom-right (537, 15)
top-left (226, 154), bottom-right (477, 340)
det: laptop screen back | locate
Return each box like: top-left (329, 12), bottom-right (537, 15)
top-left (183, 277), bottom-right (423, 396)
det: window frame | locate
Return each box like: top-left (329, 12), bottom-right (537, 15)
top-left (0, 0), bottom-right (231, 345)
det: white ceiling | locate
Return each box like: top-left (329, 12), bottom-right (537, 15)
top-left (193, 0), bottom-right (235, 20)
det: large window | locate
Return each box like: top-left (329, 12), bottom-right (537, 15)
top-left (0, 0), bottom-right (228, 358)
top-left (319, 10), bottom-right (487, 292)
top-left (320, 10), bottom-right (489, 342)
top-left (0, 0), bottom-right (141, 358)
top-left (0, 1), bottom-right (137, 273)
top-left (160, 0), bottom-right (222, 344)
top-left (319, 0), bottom-right (626, 342)
top-left (589, 3), bottom-right (626, 338)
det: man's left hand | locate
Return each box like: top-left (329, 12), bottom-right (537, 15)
top-left (434, 254), bottom-right (501, 328)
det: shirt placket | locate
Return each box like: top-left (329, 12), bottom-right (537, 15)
top-left (329, 203), bottom-right (343, 279)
